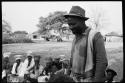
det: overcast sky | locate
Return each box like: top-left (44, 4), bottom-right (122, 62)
top-left (2, 1), bottom-right (122, 34)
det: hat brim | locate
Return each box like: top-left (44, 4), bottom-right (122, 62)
top-left (106, 69), bottom-right (117, 75)
top-left (16, 58), bottom-right (22, 60)
top-left (64, 14), bottom-right (89, 21)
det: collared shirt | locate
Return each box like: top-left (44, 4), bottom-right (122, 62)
top-left (71, 28), bottom-right (91, 74)
top-left (11, 62), bottom-right (24, 76)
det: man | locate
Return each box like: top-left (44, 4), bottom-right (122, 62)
top-left (64, 6), bottom-right (108, 82)
top-left (11, 55), bottom-right (24, 76)
top-left (10, 55), bottom-right (24, 82)
top-left (2, 52), bottom-right (12, 82)
top-left (53, 57), bottom-right (62, 70)
top-left (22, 51), bottom-right (35, 76)
top-left (26, 55), bottom-right (44, 83)
top-left (105, 68), bottom-right (117, 83)
top-left (41, 57), bottom-right (53, 76)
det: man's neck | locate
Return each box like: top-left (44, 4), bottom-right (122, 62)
top-left (75, 26), bottom-right (88, 37)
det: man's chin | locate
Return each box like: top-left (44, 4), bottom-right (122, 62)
top-left (72, 32), bottom-right (82, 35)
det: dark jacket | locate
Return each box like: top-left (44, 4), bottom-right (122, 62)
top-left (93, 32), bottom-right (108, 82)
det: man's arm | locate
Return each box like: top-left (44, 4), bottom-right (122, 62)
top-left (93, 32), bottom-right (108, 82)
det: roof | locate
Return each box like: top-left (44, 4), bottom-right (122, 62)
top-left (105, 32), bottom-right (122, 37)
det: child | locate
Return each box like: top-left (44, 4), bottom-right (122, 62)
top-left (105, 68), bottom-right (117, 83)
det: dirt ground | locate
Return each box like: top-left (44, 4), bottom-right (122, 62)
top-left (2, 41), bottom-right (123, 82)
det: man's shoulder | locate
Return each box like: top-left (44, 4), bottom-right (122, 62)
top-left (89, 29), bottom-right (102, 40)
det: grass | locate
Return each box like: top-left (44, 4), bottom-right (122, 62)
top-left (2, 41), bottom-right (123, 82)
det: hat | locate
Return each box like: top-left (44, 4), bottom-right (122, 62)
top-left (3, 52), bottom-right (11, 58)
top-left (15, 55), bottom-right (22, 60)
top-left (59, 55), bottom-right (66, 59)
top-left (26, 50), bottom-right (33, 57)
top-left (64, 6), bottom-right (89, 20)
top-left (106, 68), bottom-right (117, 76)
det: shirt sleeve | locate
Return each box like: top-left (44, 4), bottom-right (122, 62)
top-left (11, 63), bottom-right (16, 74)
top-left (93, 32), bottom-right (108, 82)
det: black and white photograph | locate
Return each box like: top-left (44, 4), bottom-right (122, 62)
top-left (2, 1), bottom-right (123, 82)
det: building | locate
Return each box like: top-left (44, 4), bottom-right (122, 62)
top-left (105, 32), bottom-right (123, 42)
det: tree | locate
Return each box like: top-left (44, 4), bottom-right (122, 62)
top-left (2, 19), bottom-right (12, 33)
top-left (88, 6), bottom-right (110, 32)
top-left (13, 31), bottom-right (28, 34)
top-left (37, 11), bottom-right (68, 36)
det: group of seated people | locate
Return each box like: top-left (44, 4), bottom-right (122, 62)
top-left (2, 51), bottom-right (121, 83)
top-left (2, 51), bottom-right (72, 82)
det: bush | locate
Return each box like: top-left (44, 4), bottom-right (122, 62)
top-left (2, 38), bottom-right (14, 44)
top-left (2, 37), bottom-right (34, 44)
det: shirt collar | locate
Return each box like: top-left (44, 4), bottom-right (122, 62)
top-left (82, 27), bottom-right (91, 36)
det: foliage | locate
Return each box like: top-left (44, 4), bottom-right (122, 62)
top-left (2, 37), bottom-right (34, 44)
top-left (2, 19), bottom-right (12, 33)
top-left (88, 6), bottom-right (110, 31)
top-left (2, 38), bottom-right (14, 44)
top-left (13, 31), bottom-right (28, 35)
top-left (37, 11), bottom-right (68, 37)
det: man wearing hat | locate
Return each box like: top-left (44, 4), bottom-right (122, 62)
top-left (11, 55), bottom-right (24, 76)
top-left (2, 52), bottom-right (12, 82)
top-left (64, 6), bottom-right (108, 82)
top-left (22, 51), bottom-right (35, 75)
top-left (27, 56), bottom-right (44, 82)
top-left (105, 68), bottom-right (117, 82)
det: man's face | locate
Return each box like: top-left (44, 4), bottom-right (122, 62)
top-left (4, 57), bottom-right (9, 63)
top-left (67, 16), bottom-right (86, 35)
top-left (106, 72), bottom-right (114, 80)
top-left (27, 56), bottom-right (32, 61)
top-left (16, 59), bottom-right (21, 64)
top-left (34, 57), bottom-right (40, 64)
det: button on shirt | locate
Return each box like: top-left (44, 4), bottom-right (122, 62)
top-left (71, 28), bottom-right (90, 74)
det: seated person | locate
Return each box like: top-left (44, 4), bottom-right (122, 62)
top-left (53, 58), bottom-right (62, 70)
top-left (25, 55), bottom-right (44, 83)
top-left (22, 50), bottom-right (35, 75)
top-left (2, 52), bottom-right (12, 82)
top-left (105, 68), bottom-right (117, 83)
top-left (55, 59), bottom-right (70, 75)
top-left (11, 55), bottom-right (24, 76)
top-left (41, 57), bottom-right (53, 76)
top-left (10, 55), bottom-right (24, 82)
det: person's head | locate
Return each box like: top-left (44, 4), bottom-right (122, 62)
top-left (62, 59), bottom-right (70, 68)
top-left (4, 57), bottom-right (9, 63)
top-left (15, 55), bottom-right (22, 64)
top-left (45, 57), bottom-right (53, 67)
top-left (64, 6), bottom-right (89, 35)
top-left (27, 56), bottom-right (32, 61)
top-left (16, 59), bottom-right (21, 64)
top-left (26, 50), bottom-right (33, 61)
top-left (106, 69), bottom-right (117, 81)
top-left (34, 56), bottom-right (41, 64)
top-left (54, 58), bottom-right (60, 64)
top-left (3, 52), bottom-right (11, 62)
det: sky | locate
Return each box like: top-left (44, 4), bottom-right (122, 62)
top-left (2, 1), bottom-right (122, 34)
